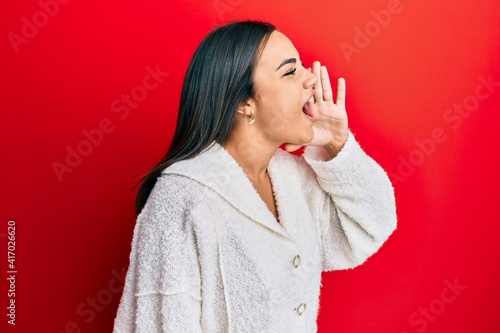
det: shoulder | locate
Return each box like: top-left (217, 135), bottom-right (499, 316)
top-left (138, 174), bottom-right (208, 231)
top-left (147, 173), bottom-right (204, 207)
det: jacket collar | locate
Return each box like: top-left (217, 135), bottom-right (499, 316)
top-left (161, 142), bottom-right (294, 240)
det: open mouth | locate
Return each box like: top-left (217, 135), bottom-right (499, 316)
top-left (302, 96), bottom-right (314, 118)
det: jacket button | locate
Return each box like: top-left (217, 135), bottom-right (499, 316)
top-left (292, 255), bottom-right (301, 268)
top-left (295, 302), bottom-right (307, 315)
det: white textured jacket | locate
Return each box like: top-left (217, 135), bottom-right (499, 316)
top-left (113, 132), bottom-right (397, 333)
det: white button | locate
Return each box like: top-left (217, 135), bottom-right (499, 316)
top-left (295, 302), bottom-right (306, 315)
top-left (292, 255), bottom-right (301, 268)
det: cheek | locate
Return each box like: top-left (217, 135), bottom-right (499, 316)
top-left (264, 98), bottom-right (295, 129)
top-left (254, 81), bottom-right (302, 127)
top-left (267, 90), bottom-right (298, 114)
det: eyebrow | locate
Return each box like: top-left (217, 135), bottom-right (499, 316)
top-left (275, 58), bottom-right (297, 71)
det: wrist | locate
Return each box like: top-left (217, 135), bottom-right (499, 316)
top-left (323, 132), bottom-right (349, 159)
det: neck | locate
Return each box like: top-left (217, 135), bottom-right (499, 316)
top-left (222, 127), bottom-right (279, 183)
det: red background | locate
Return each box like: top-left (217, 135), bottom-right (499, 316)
top-left (1, 0), bottom-right (500, 332)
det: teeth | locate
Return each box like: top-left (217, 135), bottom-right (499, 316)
top-left (307, 96), bottom-right (314, 103)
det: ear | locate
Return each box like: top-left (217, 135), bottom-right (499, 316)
top-left (236, 98), bottom-right (255, 117)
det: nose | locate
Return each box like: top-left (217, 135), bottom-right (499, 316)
top-left (303, 69), bottom-right (318, 90)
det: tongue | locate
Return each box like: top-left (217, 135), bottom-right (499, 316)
top-left (303, 104), bottom-right (311, 116)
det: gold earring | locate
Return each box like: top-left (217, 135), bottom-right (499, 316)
top-left (248, 115), bottom-right (255, 124)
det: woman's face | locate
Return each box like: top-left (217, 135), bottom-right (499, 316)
top-left (251, 30), bottom-right (318, 147)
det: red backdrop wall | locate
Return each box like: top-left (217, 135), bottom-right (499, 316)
top-left (1, 0), bottom-right (499, 332)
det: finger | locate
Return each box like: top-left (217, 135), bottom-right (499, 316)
top-left (336, 77), bottom-right (346, 108)
top-left (312, 61), bottom-right (323, 101)
top-left (321, 66), bottom-right (333, 102)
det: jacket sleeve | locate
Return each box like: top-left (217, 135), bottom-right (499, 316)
top-left (303, 130), bottom-right (397, 271)
top-left (113, 176), bottom-right (203, 333)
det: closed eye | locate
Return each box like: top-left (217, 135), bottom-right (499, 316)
top-left (284, 68), bottom-right (297, 77)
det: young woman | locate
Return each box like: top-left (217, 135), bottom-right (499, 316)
top-left (113, 21), bottom-right (397, 333)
